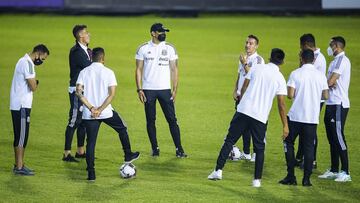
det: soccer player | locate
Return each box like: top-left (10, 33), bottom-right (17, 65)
top-left (208, 48), bottom-right (288, 187)
top-left (135, 23), bottom-right (187, 158)
top-left (279, 49), bottom-right (328, 187)
top-left (10, 44), bottom-right (50, 175)
top-left (319, 36), bottom-right (352, 182)
top-left (295, 33), bottom-right (327, 169)
top-left (233, 35), bottom-right (264, 162)
top-left (76, 47), bottom-right (140, 181)
top-left (63, 24), bottom-right (92, 162)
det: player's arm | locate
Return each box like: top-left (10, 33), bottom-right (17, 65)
top-left (26, 78), bottom-right (38, 92)
top-left (322, 89), bottom-right (329, 100)
top-left (75, 84), bottom-right (92, 109)
top-left (97, 86), bottom-right (116, 113)
top-left (233, 74), bottom-right (240, 100)
top-left (135, 59), bottom-right (146, 103)
top-left (169, 59), bottom-right (178, 102)
top-left (239, 78), bottom-right (250, 102)
top-left (328, 73), bottom-right (340, 89)
top-left (277, 95), bottom-right (289, 140)
top-left (287, 86), bottom-right (295, 99)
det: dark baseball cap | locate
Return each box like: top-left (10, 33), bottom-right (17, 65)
top-left (150, 23), bottom-right (170, 33)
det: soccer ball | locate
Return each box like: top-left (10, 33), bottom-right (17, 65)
top-left (119, 163), bottom-right (136, 179)
top-left (228, 145), bottom-right (242, 161)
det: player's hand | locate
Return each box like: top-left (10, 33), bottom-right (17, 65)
top-left (233, 90), bottom-right (239, 101)
top-left (170, 91), bottom-right (177, 103)
top-left (282, 125), bottom-right (289, 140)
top-left (90, 107), bottom-right (100, 118)
top-left (138, 90), bottom-right (147, 103)
top-left (239, 53), bottom-right (247, 65)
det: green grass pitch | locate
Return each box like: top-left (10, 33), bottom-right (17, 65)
top-left (0, 14), bottom-right (360, 202)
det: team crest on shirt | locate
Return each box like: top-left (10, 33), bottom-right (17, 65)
top-left (147, 51), bottom-right (151, 54)
top-left (161, 49), bottom-right (167, 56)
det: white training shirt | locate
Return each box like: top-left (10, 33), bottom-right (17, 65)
top-left (10, 54), bottom-right (36, 110)
top-left (135, 40), bottom-right (178, 90)
top-left (326, 52), bottom-right (351, 108)
top-left (237, 52), bottom-right (265, 95)
top-left (287, 64), bottom-right (329, 124)
top-left (237, 63), bottom-right (287, 124)
top-left (76, 62), bottom-right (117, 120)
top-left (314, 48), bottom-right (326, 74)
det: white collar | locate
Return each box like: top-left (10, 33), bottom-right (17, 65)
top-left (24, 53), bottom-right (35, 66)
top-left (78, 41), bottom-right (88, 50)
top-left (301, 63), bottom-right (315, 69)
top-left (248, 52), bottom-right (258, 59)
top-left (314, 48), bottom-right (320, 54)
top-left (149, 40), bottom-right (165, 47)
top-left (334, 51), bottom-right (345, 58)
top-left (268, 62), bottom-right (280, 71)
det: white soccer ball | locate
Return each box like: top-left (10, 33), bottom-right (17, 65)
top-left (119, 163), bottom-right (136, 179)
top-left (228, 145), bottom-right (242, 161)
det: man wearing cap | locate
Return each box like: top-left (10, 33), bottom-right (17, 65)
top-left (135, 23), bottom-right (187, 158)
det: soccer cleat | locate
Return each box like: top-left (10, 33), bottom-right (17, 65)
top-left (75, 152), bottom-right (86, 158)
top-left (13, 164), bottom-right (35, 173)
top-left (334, 171), bottom-right (351, 182)
top-left (302, 178), bottom-right (312, 187)
top-left (13, 167), bottom-right (34, 176)
top-left (250, 153), bottom-right (256, 162)
top-left (151, 148), bottom-right (160, 157)
top-left (87, 170), bottom-right (96, 182)
top-left (242, 153), bottom-right (251, 160)
top-left (318, 169), bottom-right (338, 179)
top-left (176, 150), bottom-right (188, 158)
top-left (279, 175), bottom-right (297, 185)
top-left (252, 179), bottom-right (261, 187)
top-left (208, 169), bottom-right (222, 180)
top-left (125, 151), bottom-right (140, 163)
top-left (62, 154), bottom-right (79, 162)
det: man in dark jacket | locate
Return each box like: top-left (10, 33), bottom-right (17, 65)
top-left (62, 24), bottom-right (92, 162)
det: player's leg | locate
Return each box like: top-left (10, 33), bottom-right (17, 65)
top-left (158, 89), bottom-right (186, 157)
top-left (83, 119), bottom-right (101, 181)
top-left (279, 118), bottom-right (300, 185)
top-left (103, 111), bottom-right (140, 163)
top-left (143, 90), bottom-right (158, 155)
top-left (301, 123), bottom-right (316, 186)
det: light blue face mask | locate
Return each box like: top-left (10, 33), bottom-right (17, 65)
top-left (327, 46), bottom-right (334, 56)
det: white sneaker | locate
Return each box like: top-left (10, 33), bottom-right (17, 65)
top-left (250, 153), bottom-right (256, 162)
top-left (318, 169), bottom-right (338, 179)
top-left (208, 169), bottom-right (222, 180)
top-left (252, 179), bottom-right (261, 187)
top-left (242, 153), bottom-right (251, 160)
top-left (334, 171), bottom-right (351, 182)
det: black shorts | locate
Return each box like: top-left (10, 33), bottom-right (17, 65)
top-left (11, 108), bottom-right (31, 148)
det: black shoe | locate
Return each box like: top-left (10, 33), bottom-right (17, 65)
top-left (176, 150), bottom-right (188, 158)
top-left (75, 152), bottom-right (86, 158)
top-left (279, 175), bottom-right (297, 185)
top-left (302, 178), bottom-right (312, 187)
top-left (13, 164), bottom-right (35, 172)
top-left (13, 167), bottom-right (34, 176)
top-left (313, 161), bottom-right (317, 169)
top-left (87, 170), bottom-right (96, 182)
top-left (125, 151), bottom-right (140, 163)
top-left (151, 148), bottom-right (160, 157)
top-left (62, 154), bottom-right (79, 162)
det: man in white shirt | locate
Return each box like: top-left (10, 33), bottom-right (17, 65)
top-left (233, 35), bottom-right (265, 161)
top-left (295, 33), bottom-right (327, 169)
top-left (208, 48), bottom-right (289, 187)
top-left (76, 48), bottom-right (140, 181)
top-left (63, 24), bottom-right (92, 162)
top-left (10, 44), bottom-right (49, 175)
top-left (279, 49), bottom-right (328, 187)
top-left (318, 36), bottom-right (351, 182)
top-left (135, 23), bottom-right (187, 158)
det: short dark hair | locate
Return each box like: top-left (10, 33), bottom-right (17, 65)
top-left (270, 48), bottom-right (285, 65)
top-left (301, 49), bottom-right (314, 64)
top-left (72, 24), bottom-right (87, 40)
top-left (248, 34), bottom-right (259, 44)
top-left (92, 47), bottom-right (104, 62)
top-left (300, 33), bottom-right (316, 48)
top-left (32, 44), bottom-right (50, 55)
top-left (331, 36), bottom-right (346, 48)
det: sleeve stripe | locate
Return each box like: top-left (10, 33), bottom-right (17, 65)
top-left (165, 42), bottom-right (177, 55)
top-left (136, 42), bottom-right (147, 55)
top-left (27, 61), bottom-right (34, 74)
top-left (256, 56), bottom-right (262, 64)
top-left (334, 56), bottom-right (343, 70)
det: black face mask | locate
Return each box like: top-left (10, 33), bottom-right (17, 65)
top-left (34, 57), bottom-right (43, 66)
top-left (157, 33), bottom-right (166, 42)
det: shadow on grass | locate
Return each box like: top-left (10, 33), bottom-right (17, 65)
top-left (5, 173), bottom-right (39, 195)
top-left (62, 159), bottom-right (87, 181)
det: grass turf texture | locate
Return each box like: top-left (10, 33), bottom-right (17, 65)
top-left (0, 14), bottom-right (360, 202)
